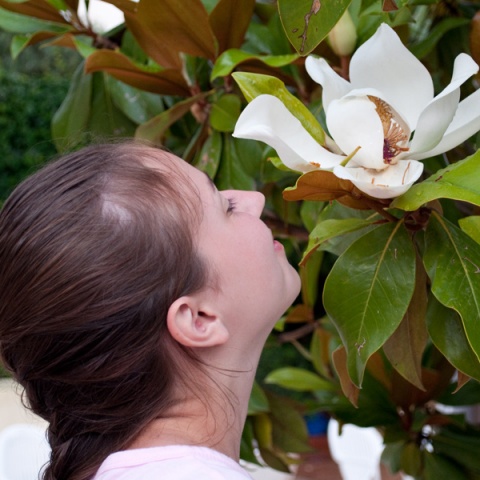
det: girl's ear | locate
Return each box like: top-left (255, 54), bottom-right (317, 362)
top-left (166, 296), bottom-right (229, 348)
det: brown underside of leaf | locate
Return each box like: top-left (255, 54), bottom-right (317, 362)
top-left (383, 253), bottom-right (428, 391)
top-left (332, 345), bottom-right (360, 407)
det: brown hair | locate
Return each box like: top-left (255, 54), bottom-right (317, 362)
top-left (0, 143), bottom-right (208, 480)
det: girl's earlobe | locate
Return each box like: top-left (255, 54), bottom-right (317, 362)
top-left (166, 297), bottom-right (229, 348)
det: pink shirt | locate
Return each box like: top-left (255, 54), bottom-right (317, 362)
top-left (93, 445), bottom-right (254, 479)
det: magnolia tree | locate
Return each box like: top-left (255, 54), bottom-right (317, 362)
top-left (1, 0), bottom-right (480, 477)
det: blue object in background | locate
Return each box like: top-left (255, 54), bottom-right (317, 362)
top-left (305, 412), bottom-right (329, 436)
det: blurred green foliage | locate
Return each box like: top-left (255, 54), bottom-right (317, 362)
top-left (0, 31), bottom-right (80, 201)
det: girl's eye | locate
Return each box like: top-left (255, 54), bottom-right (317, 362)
top-left (227, 198), bottom-right (237, 214)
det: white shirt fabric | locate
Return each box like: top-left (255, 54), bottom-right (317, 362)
top-left (93, 445), bottom-right (254, 479)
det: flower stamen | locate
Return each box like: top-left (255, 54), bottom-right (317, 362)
top-left (368, 96), bottom-right (409, 165)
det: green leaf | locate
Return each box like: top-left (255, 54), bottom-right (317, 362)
top-left (135, 93), bottom-right (209, 144)
top-left (0, 5), bottom-right (69, 33)
top-left (232, 72), bottom-right (325, 146)
top-left (248, 381), bottom-right (269, 415)
top-left (459, 216), bottom-right (480, 245)
top-left (401, 442), bottom-right (422, 477)
top-left (52, 62), bottom-right (92, 152)
top-left (211, 49), bottom-right (298, 80)
top-left (410, 17), bottom-right (470, 59)
top-left (193, 129), bottom-right (222, 179)
top-left (215, 135), bottom-right (255, 190)
top-left (324, 221), bottom-right (416, 387)
top-left (266, 392), bottom-right (311, 454)
top-left (277, 0), bottom-right (351, 55)
top-left (264, 367), bottom-right (336, 392)
top-left (300, 249), bottom-right (323, 307)
top-left (209, 94), bottom-right (241, 132)
top-left (424, 452), bottom-right (469, 480)
top-left (301, 217), bottom-right (377, 265)
top-left (431, 425), bottom-right (480, 475)
top-left (424, 213), bottom-right (480, 361)
top-left (85, 72), bottom-right (137, 139)
top-left (383, 254), bottom-right (428, 390)
top-left (45, 0), bottom-right (68, 10)
top-left (392, 152), bottom-right (480, 211)
top-left (427, 295), bottom-right (480, 383)
top-left (107, 76), bottom-right (164, 125)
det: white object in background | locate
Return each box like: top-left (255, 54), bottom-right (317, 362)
top-left (327, 418), bottom-right (384, 480)
top-left (242, 461), bottom-right (296, 480)
top-left (0, 423), bottom-right (50, 480)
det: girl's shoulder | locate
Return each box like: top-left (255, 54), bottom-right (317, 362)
top-left (93, 445), bottom-right (253, 480)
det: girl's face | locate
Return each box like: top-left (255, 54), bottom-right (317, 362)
top-left (160, 154), bottom-right (301, 340)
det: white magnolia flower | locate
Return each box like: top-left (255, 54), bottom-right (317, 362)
top-left (233, 23), bottom-right (480, 199)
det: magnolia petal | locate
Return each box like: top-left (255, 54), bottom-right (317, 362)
top-left (334, 160), bottom-right (424, 199)
top-left (350, 24), bottom-right (433, 130)
top-left (411, 88), bottom-right (480, 160)
top-left (233, 95), bottom-right (345, 172)
top-left (408, 54), bottom-right (479, 157)
top-left (305, 56), bottom-right (352, 112)
top-left (327, 95), bottom-right (386, 170)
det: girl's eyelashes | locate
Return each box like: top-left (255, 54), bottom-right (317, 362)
top-left (226, 198), bottom-right (237, 214)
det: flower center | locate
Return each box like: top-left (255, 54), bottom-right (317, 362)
top-left (368, 96), bottom-right (410, 165)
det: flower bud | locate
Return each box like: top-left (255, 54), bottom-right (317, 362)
top-left (328, 10), bottom-right (357, 57)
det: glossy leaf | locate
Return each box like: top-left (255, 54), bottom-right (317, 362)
top-left (410, 17), bottom-right (470, 59)
top-left (392, 151), bottom-right (480, 211)
top-left (215, 136), bottom-right (256, 191)
top-left (124, 0), bottom-right (217, 69)
top-left (10, 31), bottom-right (58, 58)
top-left (383, 254), bottom-right (428, 390)
top-left (459, 216), bottom-right (480, 244)
top-left (248, 381), bottom-right (269, 415)
top-left (301, 217), bottom-right (378, 265)
top-left (232, 72), bottom-right (325, 146)
top-left (310, 326), bottom-right (333, 379)
top-left (85, 72), bottom-right (137, 139)
top-left (431, 425), bottom-right (480, 475)
top-left (85, 50), bottom-right (190, 96)
top-left (401, 442), bottom-right (422, 477)
top-left (209, 94), bottom-right (241, 132)
top-left (209, 0), bottom-right (255, 53)
top-left (424, 452), bottom-right (469, 480)
top-left (193, 129), bottom-right (222, 179)
top-left (265, 367), bottom-right (336, 392)
top-left (52, 62), bottom-right (92, 151)
top-left (0, 0), bottom-right (66, 23)
top-left (135, 93), bottom-right (209, 144)
top-left (471, 11), bottom-right (480, 67)
top-left (278, 0), bottom-right (350, 55)
top-left (211, 49), bottom-right (298, 81)
top-left (314, 202), bottom-right (379, 257)
top-left (424, 213), bottom-right (480, 361)
top-left (266, 392), bottom-right (311, 454)
top-left (426, 295), bottom-right (480, 383)
top-left (324, 221), bottom-right (416, 387)
top-left (300, 249), bottom-right (323, 307)
top-left (106, 76), bottom-right (164, 126)
top-left (0, 5), bottom-right (69, 33)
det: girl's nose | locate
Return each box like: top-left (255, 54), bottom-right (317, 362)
top-left (223, 190), bottom-right (265, 217)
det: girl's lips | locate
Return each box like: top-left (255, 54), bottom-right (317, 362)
top-left (273, 239), bottom-right (284, 252)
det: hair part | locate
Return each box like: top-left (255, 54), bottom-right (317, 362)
top-left (0, 142), bottom-right (209, 480)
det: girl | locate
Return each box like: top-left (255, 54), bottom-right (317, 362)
top-left (0, 142), bottom-right (300, 480)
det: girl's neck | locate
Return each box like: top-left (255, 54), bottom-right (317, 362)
top-left (127, 364), bottom-right (258, 461)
